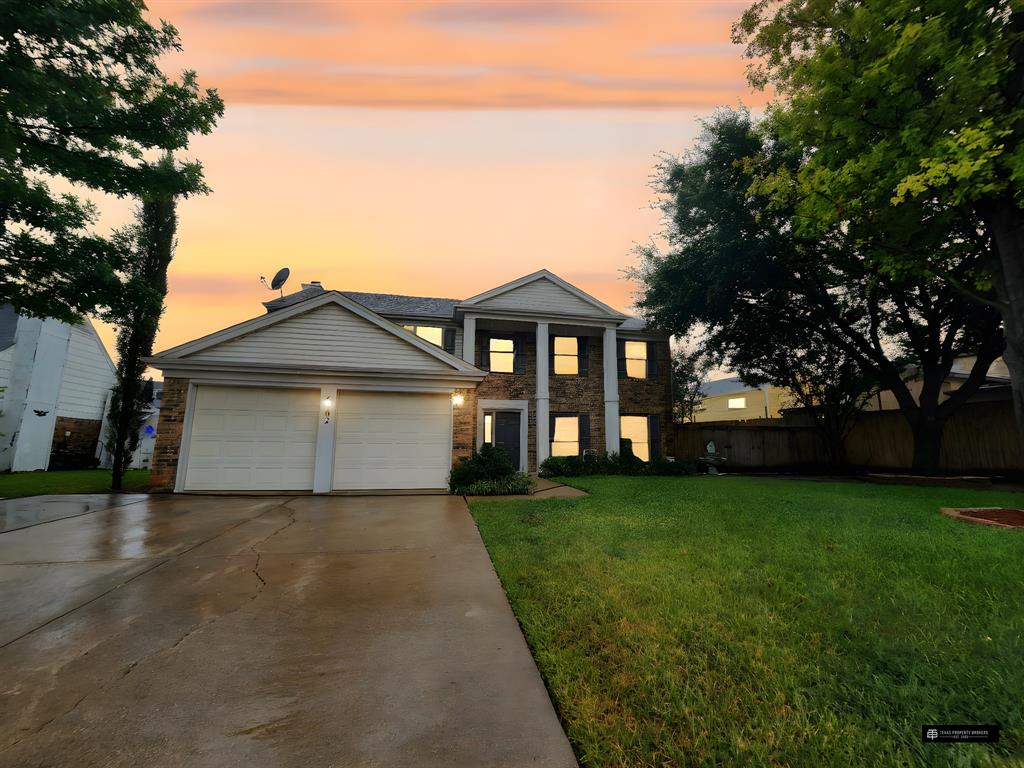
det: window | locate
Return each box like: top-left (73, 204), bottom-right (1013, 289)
top-left (403, 325), bottom-right (444, 347)
top-left (551, 416), bottom-right (580, 456)
top-left (489, 337), bottom-right (515, 373)
top-left (620, 415), bottom-right (650, 462)
top-left (484, 413), bottom-right (494, 444)
top-left (728, 397), bottom-right (746, 410)
top-left (624, 341), bottom-right (647, 379)
top-left (553, 336), bottom-right (580, 375)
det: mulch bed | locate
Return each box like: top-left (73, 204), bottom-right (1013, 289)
top-left (941, 507), bottom-right (1024, 528)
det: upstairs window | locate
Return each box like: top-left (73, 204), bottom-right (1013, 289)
top-left (553, 336), bottom-right (579, 375)
top-left (624, 341), bottom-right (647, 379)
top-left (489, 337), bottom-right (515, 373)
top-left (404, 325), bottom-right (444, 347)
top-left (728, 397), bottom-right (746, 410)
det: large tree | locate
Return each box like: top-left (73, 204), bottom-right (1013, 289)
top-left (1, 0), bottom-right (222, 321)
top-left (635, 109), bottom-right (1004, 474)
top-left (104, 156), bottom-right (177, 490)
top-left (734, 0), bottom-right (1024, 443)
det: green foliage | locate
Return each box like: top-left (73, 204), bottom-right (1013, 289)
top-left (1, 0), bottom-right (223, 321)
top-left (634, 108), bottom-right (1003, 473)
top-left (670, 347), bottom-right (710, 422)
top-left (102, 169), bottom-right (179, 489)
top-left (539, 450), bottom-right (693, 478)
top-left (470, 476), bottom-right (1024, 766)
top-left (458, 473), bottom-right (535, 496)
top-left (449, 444), bottom-right (518, 493)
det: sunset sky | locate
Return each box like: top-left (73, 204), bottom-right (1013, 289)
top-left (89, 0), bottom-right (766, 359)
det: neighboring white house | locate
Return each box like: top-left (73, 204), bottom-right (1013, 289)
top-left (0, 305), bottom-right (117, 472)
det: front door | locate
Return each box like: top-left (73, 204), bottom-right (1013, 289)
top-left (493, 411), bottom-right (522, 471)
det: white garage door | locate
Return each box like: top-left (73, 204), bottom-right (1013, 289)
top-left (333, 391), bottom-right (451, 490)
top-left (184, 386), bottom-right (318, 491)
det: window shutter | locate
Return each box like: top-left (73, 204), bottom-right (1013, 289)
top-left (477, 331), bottom-right (490, 371)
top-left (513, 333), bottom-right (528, 374)
top-left (549, 335), bottom-right (555, 373)
top-left (549, 413), bottom-right (556, 450)
top-left (442, 328), bottom-right (456, 355)
top-left (649, 414), bottom-right (661, 460)
top-left (578, 337), bottom-right (589, 375)
top-left (579, 414), bottom-right (591, 454)
top-left (647, 341), bottom-right (659, 378)
top-left (617, 339), bottom-right (627, 379)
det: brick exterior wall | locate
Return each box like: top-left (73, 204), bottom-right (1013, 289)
top-left (618, 339), bottom-right (674, 458)
top-left (48, 416), bottom-right (103, 470)
top-left (549, 335), bottom-right (606, 456)
top-left (150, 377), bottom-right (189, 491)
top-left (145, 336), bottom-right (672, 492)
top-left (474, 332), bottom-right (539, 471)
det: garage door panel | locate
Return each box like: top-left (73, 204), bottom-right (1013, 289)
top-left (333, 391), bottom-right (451, 490)
top-left (184, 386), bottom-right (318, 491)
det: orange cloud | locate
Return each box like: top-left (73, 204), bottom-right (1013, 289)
top-left (150, 0), bottom-right (763, 110)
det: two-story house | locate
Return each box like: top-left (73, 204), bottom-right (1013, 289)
top-left (147, 270), bottom-right (672, 493)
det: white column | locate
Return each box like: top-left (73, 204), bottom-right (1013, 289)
top-left (535, 322), bottom-right (550, 468)
top-left (603, 326), bottom-right (620, 454)
top-left (462, 315), bottom-right (476, 364)
top-left (312, 385), bottom-right (337, 493)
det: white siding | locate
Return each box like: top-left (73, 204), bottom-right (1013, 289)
top-left (56, 321), bottom-right (115, 421)
top-left (188, 304), bottom-right (452, 372)
top-left (474, 277), bottom-right (607, 316)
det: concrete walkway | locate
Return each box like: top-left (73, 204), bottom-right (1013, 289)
top-left (0, 494), bottom-right (577, 768)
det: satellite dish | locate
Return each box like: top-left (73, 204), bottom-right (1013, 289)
top-left (271, 267), bottom-right (290, 291)
top-left (259, 267), bottom-right (290, 297)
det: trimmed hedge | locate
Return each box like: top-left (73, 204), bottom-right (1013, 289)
top-left (539, 451), bottom-right (697, 478)
top-left (459, 473), bottom-right (534, 496)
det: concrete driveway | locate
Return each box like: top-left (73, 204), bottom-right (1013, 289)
top-left (0, 494), bottom-right (577, 768)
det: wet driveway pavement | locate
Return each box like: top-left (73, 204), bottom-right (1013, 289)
top-left (0, 494), bottom-right (577, 768)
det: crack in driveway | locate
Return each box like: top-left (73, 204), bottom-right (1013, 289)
top-left (0, 498), bottom-right (298, 754)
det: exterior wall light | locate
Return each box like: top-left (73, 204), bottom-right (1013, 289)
top-left (323, 396), bottom-right (333, 423)
top-left (451, 393), bottom-right (465, 407)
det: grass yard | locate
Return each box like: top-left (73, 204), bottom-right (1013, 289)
top-left (0, 469), bottom-right (150, 499)
top-left (469, 476), bottom-right (1024, 768)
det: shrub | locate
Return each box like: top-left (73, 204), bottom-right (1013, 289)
top-left (459, 473), bottom-right (534, 496)
top-left (449, 444), bottom-right (518, 493)
top-left (539, 450), bottom-right (695, 478)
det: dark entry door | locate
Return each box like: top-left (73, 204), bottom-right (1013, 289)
top-left (493, 411), bottom-right (522, 471)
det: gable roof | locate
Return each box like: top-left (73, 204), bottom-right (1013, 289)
top-left (150, 291), bottom-right (481, 375)
top-left (459, 269), bottom-right (628, 319)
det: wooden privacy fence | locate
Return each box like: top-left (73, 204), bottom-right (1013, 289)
top-left (674, 400), bottom-right (1024, 476)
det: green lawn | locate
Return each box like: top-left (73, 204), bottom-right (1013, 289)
top-left (0, 469), bottom-right (150, 498)
top-left (469, 476), bottom-right (1024, 768)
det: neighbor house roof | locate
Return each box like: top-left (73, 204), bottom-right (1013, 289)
top-left (0, 304), bottom-right (18, 352)
top-left (701, 376), bottom-right (762, 397)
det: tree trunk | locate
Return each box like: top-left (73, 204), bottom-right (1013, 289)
top-left (909, 414), bottom-right (946, 475)
top-left (981, 196), bottom-right (1024, 453)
